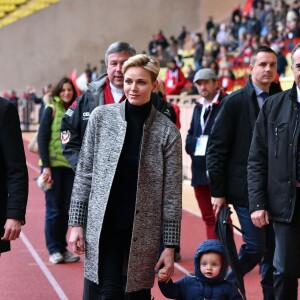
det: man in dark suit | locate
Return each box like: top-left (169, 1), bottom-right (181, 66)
top-left (206, 46), bottom-right (279, 299)
top-left (0, 97), bottom-right (28, 254)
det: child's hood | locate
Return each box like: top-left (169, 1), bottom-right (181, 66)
top-left (194, 239), bottom-right (228, 284)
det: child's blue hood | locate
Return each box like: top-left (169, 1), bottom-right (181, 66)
top-left (194, 239), bottom-right (227, 284)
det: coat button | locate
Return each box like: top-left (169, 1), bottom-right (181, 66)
top-left (136, 210), bottom-right (139, 214)
top-left (133, 237), bottom-right (137, 242)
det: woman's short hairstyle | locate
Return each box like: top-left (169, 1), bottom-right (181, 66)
top-left (122, 54), bottom-right (160, 83)
top-left (51, 77), bottom-right (77, 102)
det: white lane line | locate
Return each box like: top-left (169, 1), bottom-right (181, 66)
top-left (25, 161), bottom-right (68, 300)
top-left (20, 232), bottom-right (68, 300)
top-left (174, 262), bottom-right (190, 275)
top-left (26, 161), bottom-right (40, 174)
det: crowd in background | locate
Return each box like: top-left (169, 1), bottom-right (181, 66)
top-left (2, 0), bottom-right (300, 124)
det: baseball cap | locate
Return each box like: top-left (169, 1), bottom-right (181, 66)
top-left (193, 68), bottom-right (217, 83)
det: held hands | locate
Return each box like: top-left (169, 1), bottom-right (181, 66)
top-left (157, 268), bottom-right (168, 282)
top-left (251, 210), bottom-right (269, 228)
top-left (154, 248), bottom-right (174, 283)
top-left (69, 226), bottom-right (85, 255)
top-left (211, 197), bottom-right (226, 216)
top-left (1, 219), bottom-right (22, 241)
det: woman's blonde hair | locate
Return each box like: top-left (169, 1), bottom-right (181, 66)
top-left (122, 54), bottom-right (160, 83)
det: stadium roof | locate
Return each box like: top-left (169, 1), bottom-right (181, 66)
top-left (0, 0), bottom-right (59, 28)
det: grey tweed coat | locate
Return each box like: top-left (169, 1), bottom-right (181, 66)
top-left (69, 100), bottom-right (182, 292)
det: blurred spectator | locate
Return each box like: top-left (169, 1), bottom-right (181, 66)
top-left (285, 10), bottom-right (300, 39)
top-left (220, 67), bottom-right (235, 92)
top-left (9, 90), bottom-right (18, 107)
top-left (176, 54), bottom-right (184, 68)
top-left (246, 9), bottom-right (261, 35)
top-left (271, 43), bottom-right (288, 76)
top-left (164, 58), bottom-right (186, 95)
top-left (155, 77), bottom-right (181, 129)
top-left (99, 59), bottom-right (106, 75)
top-left (261, 3), bottom-right (275, 36)
top-left (209, 60), bottom-right (220, 77)
top-left (168, 36), bottom-right (179, 58)
top-left (292, 0), bottom-right (300, 17)
top-left (259, 35), bottom-right (270, 46)
top-left (206, 16), bottom-right (216, 40)
top-left (39, 84), bottom-right (53, 122)
top-left (232, 4), bottom-right (242, 24)
top-left (254, 0), bottom-right (266, 28)
top-left (85, 63), bottom-right (92, 83)
top-left (156, 29), bottom-right (169, 50)
top-left (193, 33), bottom-right (205, 71)
top-left (148, 34), bottom-right (158, 56)
top-left (231, 14), bottom-right (242, 41)
top-left (178, 25), bottom-right (187, 48)
top-left (185, 64), bottom-right (197, 95)
top-left (186, 64), bottom-right (196, 83)
top-left (216, 23), bottom-right (230, 46)
top-left (1, 91), bottom-right (9, 99)
top-left (274, 0), bottom-right (289, 25)
top-left (91, 66), bottom-right (98, 81)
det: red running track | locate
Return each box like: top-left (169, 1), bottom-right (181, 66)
top-left (0, 140), bottom-right (265, 299)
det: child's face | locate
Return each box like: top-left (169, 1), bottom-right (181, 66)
top-left (200, 252), bottom-right (222, 278)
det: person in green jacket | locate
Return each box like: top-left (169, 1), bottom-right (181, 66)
top-left (38, 77), bottom-right (79, 264)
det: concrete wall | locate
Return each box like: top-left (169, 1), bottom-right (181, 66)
top-left (0, 0), bottom-right (252, 92)
top-left (0, 0), bottom-right (201, 92)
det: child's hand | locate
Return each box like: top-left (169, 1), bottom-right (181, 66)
top-left (157, 268), bottom-right (168, 282)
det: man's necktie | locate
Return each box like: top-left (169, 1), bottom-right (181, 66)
top-left (260, 92), bottom-right (269, 101)
top-left (203, 106), bottom-right (211, 121)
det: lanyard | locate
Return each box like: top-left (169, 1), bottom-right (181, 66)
top-left (198, 92), bottom-right (219, 135)
top-left (200, 105), bottom-right (213, 134)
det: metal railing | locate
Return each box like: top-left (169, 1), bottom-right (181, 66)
top-left (17, 97), bottom-right (40, 132)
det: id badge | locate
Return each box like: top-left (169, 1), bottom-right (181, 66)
top-left (166, 79), bottom-right (173, 88)
top-left (194, 135), bottom-right (209, 156)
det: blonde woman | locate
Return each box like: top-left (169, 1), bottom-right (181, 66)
top-left (69, 54), bottom-right (182, 299)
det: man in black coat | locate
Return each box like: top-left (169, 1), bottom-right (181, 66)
top-left (206, 46), bottom-right (280, 299)
top-left (0, 97), bottom-right (28, 254)
top-left (248, 43), bottom-right (300, 300)
top-left (61, 41), bottom-right (176, 172)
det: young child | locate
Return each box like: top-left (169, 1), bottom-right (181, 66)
top-left (158, 239), bottom-right (243, 299)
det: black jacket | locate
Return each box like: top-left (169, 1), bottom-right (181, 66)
top-left (206, 78), bottom-right (280, 207)
top-left (185, 90), bottom-right (227, 187)
top-left (0, 98), bottom-right (28, 253)
top-left (248, 83), bottom-right (299, 223)
top-left (61, 74), bottom-right (176, 171)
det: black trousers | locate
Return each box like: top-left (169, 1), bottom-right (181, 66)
top-left (273, 188), bottom-right (300, 300)
top-left (83, 225), bottom-right (151, 300)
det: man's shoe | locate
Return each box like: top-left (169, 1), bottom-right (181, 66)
top-left (62, 250), bottom-right (80, 263)
top-left (49, 252), bottom-right (64, 264)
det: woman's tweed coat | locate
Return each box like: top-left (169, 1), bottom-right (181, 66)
top-left (69, 100), bottom-right (182, 292)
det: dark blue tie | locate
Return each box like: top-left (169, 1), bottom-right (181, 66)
top-left (204, 106), bottom-right (211, 121)
top-left (260, 92), bottom-right (269, 101)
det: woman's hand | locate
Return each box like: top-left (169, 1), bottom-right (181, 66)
top-left (69, 226), bottom-right (85, 255)
top-left (154, 248), bottom-right (174, 282)
top-left (157, 268), bottom-right (168, 282)
top-left (42, 167), bottom-right (52, 183)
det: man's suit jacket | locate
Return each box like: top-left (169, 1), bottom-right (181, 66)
top-left (0, 97), bottom-right (28, 253)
